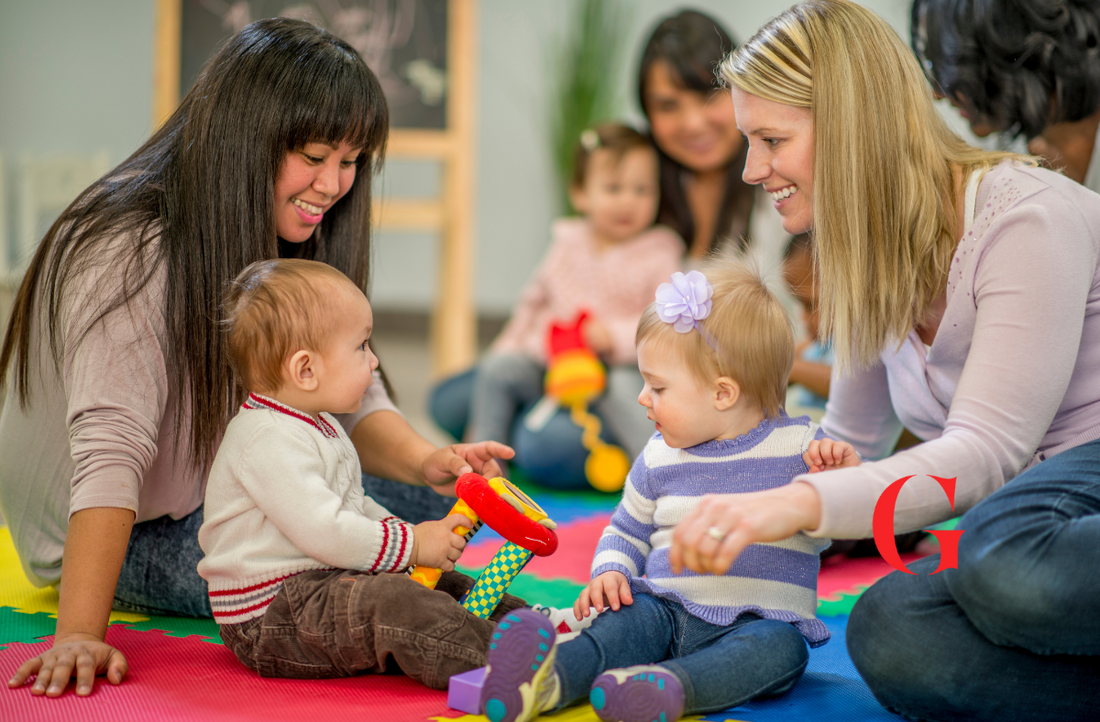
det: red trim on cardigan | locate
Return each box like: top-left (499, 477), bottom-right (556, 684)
top-left (242, 393), bottom-right (340, 438)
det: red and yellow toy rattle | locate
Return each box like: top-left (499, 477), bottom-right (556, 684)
top-left (408, 473), bottom-right (558, 618)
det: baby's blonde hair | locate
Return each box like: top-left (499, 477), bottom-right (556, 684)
top-left (718, 0), bottom-right (1031, 369)
top-left (224, 258), bottom-right (358, 394)
top-left (636, 258), bottom-right (793, 418)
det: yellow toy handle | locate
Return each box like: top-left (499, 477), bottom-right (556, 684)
top-left (406, 497), bottom-right (483, 588)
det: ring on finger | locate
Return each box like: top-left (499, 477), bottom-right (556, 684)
top-left (706, 526), bottom-right (726, 541)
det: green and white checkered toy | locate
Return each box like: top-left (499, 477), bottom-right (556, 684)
top-left (460, 541), bottom-right (534, 618)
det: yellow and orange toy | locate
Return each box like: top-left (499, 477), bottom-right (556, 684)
top-left (408, 473), bottom-right (558, 619)
top-left (543, 311), bottom-right (631, 492)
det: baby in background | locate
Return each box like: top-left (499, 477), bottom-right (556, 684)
top-left (197, 259), bottom-right (524, 689)
top-left (478, 260), bottom-right (859, 722)
top-left (468, 123), bottom-right (683, 472)
top-left (783, 232), bottom-right (832, 410)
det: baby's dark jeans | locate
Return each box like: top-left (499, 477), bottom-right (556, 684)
top-left (218, 568), bottom-right (525, 689)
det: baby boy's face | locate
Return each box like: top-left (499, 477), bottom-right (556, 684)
top-left (315, 283), bottom-right (379, 415)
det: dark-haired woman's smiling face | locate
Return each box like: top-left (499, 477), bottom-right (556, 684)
top-left (274, 141), bottom-right (362, 242)
top-left (643, 60), bottom-right (744, 174)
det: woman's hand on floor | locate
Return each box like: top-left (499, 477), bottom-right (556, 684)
top-left (8, 632), bottom-right (128, 697)
top-left (420, 441), bottom-right (516, 495)
top-left (669, 483), bottom-right (823, 575)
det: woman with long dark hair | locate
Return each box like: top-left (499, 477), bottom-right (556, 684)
top-left (1, 18), bottom-right (506, 697)
top-left (636, 9), bottom-right (780, 261)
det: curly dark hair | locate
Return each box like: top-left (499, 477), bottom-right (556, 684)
top-left (911, 0), bottom-right (1100, 139)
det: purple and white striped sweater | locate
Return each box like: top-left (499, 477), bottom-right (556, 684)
top-left (591, 412), bottom-right (832, 646)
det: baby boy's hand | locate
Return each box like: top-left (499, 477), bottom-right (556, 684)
top-left (804, 439), bottom-right (861, 473)
top-left (409, 514), bottom-right (472, 570)
top-left (573, 571), bottom-right (632, 621)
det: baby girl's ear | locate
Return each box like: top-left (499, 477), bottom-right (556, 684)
top-left (714, 376), bottom-right (740, 411)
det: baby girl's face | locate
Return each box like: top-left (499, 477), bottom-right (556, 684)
top-left (636, 338), bottom-right (726, 449)
top-left (572, 147), bottom-right (660, 246)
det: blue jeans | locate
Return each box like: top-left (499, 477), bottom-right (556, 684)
top-left (114, 506), bottom-right (211, 617)
top-left (552, 593), bottom-right (809, 715)
top-left (847, 436), bottom-right (1100, 722)
top-left (112, 474), bottom-right (446, 618)
top-left (429, 365), bottom-right (651, 490)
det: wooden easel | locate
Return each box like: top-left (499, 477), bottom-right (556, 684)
top-left (153, 0), bottom-right (478, 377)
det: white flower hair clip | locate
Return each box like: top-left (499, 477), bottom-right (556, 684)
top-left (655, 270), bottom-right (719, 350)
top-left (579, 128), bottom-right (601, 152)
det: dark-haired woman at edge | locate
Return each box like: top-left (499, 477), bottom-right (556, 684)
top-left (912, 0), bottom-right (1100, 191)
top-left (0, 19), bottom-right (508, 698)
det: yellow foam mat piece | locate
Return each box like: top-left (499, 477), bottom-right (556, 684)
top-left (0, 526), bottom-right (148, 624)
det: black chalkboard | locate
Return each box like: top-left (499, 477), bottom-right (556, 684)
top-left (181, 0), bottom-right (449, 129)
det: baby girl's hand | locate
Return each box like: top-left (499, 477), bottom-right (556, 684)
top-left (582, 317), bottom-right (613, 356)
top-left (803, 439), bottom-right (861, 473)
top-left (409, 514), bottom-right (472, 570)
top-left (574, 571), bottom-right (632, 620)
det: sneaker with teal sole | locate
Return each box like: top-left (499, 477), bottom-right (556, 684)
top-left (480, 608), bottom-right (558, 722)
top-left (590, 664), bottom-right (684, 722)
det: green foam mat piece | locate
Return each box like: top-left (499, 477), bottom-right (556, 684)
top-left (0, 607), bottom-right (60, 651)
top-left (817, 588), bottom-right (867, 618)
top-left (110, 615), bottom-right (223, 644)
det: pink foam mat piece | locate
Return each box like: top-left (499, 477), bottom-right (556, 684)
top-left (461, 513), bottom-right (612, 584)
top-left (818, 551), bottom-right (930, 599)
top-left (0, 627), bottom-right (462, 722)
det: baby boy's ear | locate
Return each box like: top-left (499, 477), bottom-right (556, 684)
top-left (287, 349), bottom-right (319, 391)
top-left (714, 376), bottom-right (740, 411)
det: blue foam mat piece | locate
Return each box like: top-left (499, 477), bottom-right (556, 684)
top-left (700, 616), bottom-right (905, 721)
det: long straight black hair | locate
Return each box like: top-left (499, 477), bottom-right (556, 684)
top-left (637, 10), bottom-right (755, 255)
top-left (0, 18), bottom-right (389, 471)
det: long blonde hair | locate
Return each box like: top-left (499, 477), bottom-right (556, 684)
top-left (719, 0), bottom-right (1031, 369)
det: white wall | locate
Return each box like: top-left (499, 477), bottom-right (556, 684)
top-left (1, 0), bottom-right (931, 316)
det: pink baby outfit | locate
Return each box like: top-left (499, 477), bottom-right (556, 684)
top-left (491, 218), bottom-right (683, 366)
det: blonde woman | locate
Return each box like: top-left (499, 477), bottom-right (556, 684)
top-left (666, 1), bottom-right (1100, 720)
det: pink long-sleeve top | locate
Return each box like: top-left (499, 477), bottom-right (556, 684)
top-left (0, 231), bottom-right (398, 587)
top-left (491, 218), bottom-right (684, 366)
top-left (799, 161), bottom-right (1100, 538)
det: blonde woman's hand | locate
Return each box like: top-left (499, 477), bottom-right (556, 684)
top-left (669, 483), bottom-right (823, 575)
top-left (8, 633), bottom-right (128, 697)
top-left (420, 441), bottom-right (516, 495)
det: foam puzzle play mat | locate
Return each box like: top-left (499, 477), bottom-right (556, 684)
top-left (0, 481), bottom-right (926, 721)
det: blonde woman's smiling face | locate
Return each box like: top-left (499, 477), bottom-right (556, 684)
top-left (732, 87), bottom-right (814, 235)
